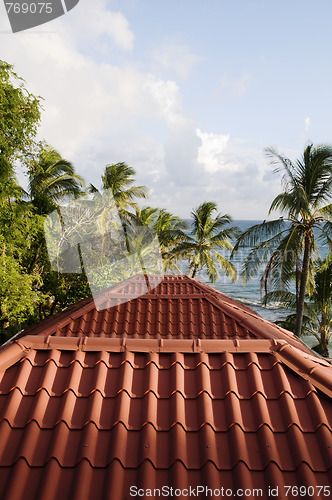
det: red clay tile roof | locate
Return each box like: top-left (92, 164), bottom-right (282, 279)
top-left (17, 275), bottom-right (316, 354)
top-left (0, 275), bottom-right (332, 499)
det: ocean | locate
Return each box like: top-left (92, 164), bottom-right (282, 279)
top-left (178, 219), bottom-right (329, 352)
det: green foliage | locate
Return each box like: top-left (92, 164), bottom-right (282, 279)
top-left (264, 254), bottom-right (332, 356)
top-left (170, 201), bottom-right (238, 283)
top-left (28, 144), bottom-right (85, 215)
top-left (0, 251), bottom-right (40, 343)
top-left (102, 162), bottom-right (148, 212)
top-left (131, 206), bottom-right (189, 273)
top-left (0, 61), bottom-right (90, 343)
top-left (233, 144), bottom-right (332, 336)
top-left (0, 60), bottom-right (41, 163)
top-left (0, 207), bottom-right (42, 342)
top-left (2, 59), bottom-right (332, 358)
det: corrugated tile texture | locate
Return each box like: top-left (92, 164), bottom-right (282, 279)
top-left (1, 344), bottom-right (332, 499)
top-left (1, 275), bottom-right (332, 499)
top-left (17, 275), bottom-right (315, 355)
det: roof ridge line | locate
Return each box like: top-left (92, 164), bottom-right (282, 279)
top-left (17, 336), bottom-right (284, 353)
top-left (204, 293), bottom-right (315, 354)
top-left (0, 341), bottom-right (27, 373)
top-left (274, 343), bottom-right (332, 398)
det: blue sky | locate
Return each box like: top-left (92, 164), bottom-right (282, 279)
top-left (1, 0), bottom-right (332, 218)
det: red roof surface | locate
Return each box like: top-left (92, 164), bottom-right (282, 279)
top-left (0, 275), bottom-right (332, 499)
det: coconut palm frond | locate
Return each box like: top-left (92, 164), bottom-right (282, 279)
top-left (232, 219), bottom-right (286, 254)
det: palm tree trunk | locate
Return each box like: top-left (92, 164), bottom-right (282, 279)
top-left (295, 234), bottom-right (311, 336)
top-left (191, 266), bottom-right (198, 278)
top-left (319, 313), bottom-right (329, 357)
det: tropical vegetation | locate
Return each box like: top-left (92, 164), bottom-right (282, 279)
top-left (1, 59), bottom-right (332, 357)
top-left (233, 145), bottom-right (332, 340)
top-left (263, 255), bottom-right (332, 356)
top-left (166, 202), bottom-right (238, 283)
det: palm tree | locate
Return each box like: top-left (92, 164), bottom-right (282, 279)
top-left (97, 162), bottom-right (148, 257)
top-left (29, 145), bottom-right (85, 215)
top-left (264, 254), bottom-right (332, 356)
top-left (171, 201), bottom-right (238, 283)
top-left (26, 145), bottom-right (85, 278)
top-left (131, 206), bottom-right (159, 227)
top-left (154, 208), bottom-right (190, 251)
top-left (102, 162), bottom-right (147, 214)
top-left (309, 255), bottom-right (332, 355)
top-left (233, 144), bottom-right (332, 336)
top-left (132, 206), bottom-right (189, 272)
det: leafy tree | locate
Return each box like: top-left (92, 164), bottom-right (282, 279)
top-left (90, 162), bottom-right (148, 257)
top-left (24, 144), bottom-right (87, 302)
top-left (233, 144), bottom-right (332, 336)
top-left (88, 162), bottom-right (148, 244)
top-left (0, 60), bottom-right (41, 157)
top-left (0, 60), bottom-right (43, 341)
top-left (171, 201), bottom-right (237, 283)
top-left (0, 202), bottom-right (42, 341)
top-left (0, 60), bottom-right (41, 182)
top-left (0, 250), bottom-right (39, 343)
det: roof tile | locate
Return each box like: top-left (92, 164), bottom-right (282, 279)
top-left (1, 275), bottom-right (332, 498)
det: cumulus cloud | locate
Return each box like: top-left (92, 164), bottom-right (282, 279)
top-left (144, 75), bottom-right (202, 184)
top-left (304, 116), bottom-right (311, 132)
top-left (144, 76), bottom-right (186, 126)
top-left (0, 1), bottom-right (278, 219)
top-left (62, 0), bottom-right (134, 50)
top-left (197, 129), bottom-right (230, 173)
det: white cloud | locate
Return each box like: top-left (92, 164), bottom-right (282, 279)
top-left (196, 129), bottom-right (230, 173)
top-left (63, 0), bottom-right (134, 50)
top-left (144, 75), bottom-right (201, 184)
top-left (304, 116), bottom-right (311, 132)
top-left (144, 75), bottom-right (187, 126)
top-left (0, 1), bottom-right (279, 220)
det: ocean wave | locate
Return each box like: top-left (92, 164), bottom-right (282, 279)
top-left (233, 297), bottom-right (287, 310)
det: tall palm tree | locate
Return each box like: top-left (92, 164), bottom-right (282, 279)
top-left (131, 206), bottom-right (159, 227)
top-left (132, 206), bottom-right (189, 272)
top-left (26, 145), bottom-right (85, 277)
top-left (309, 255), bottom-right (332, 355)
top-left (264, 254), bottom-right (332, 356)
top-left (233, 144), bottom-right (332, 336)
top-left (95, 162), bottom-right (147, 243)
top-left (29, 145), bottom-right (85, 215)
top-left (171, 201), bottom-right (238, 283)
top-left (102, 162), bottom-right (147, 213)
top-left (154, 208), bottom-right (190, 251)
top-left (97, 162), bottom-right (148, 257)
